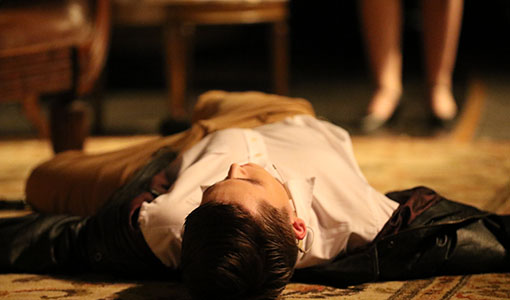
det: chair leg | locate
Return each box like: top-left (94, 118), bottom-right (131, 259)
top-left (164, 22), bottom-right (194, 119)
top-left (272, 21), bottom-right (289, 95)
top-left (91, 69), bottom-right (107, 135)
top-left (21, 94), bottom-right (49, 138)
top-left (50, 98), bottom-right (89, 153)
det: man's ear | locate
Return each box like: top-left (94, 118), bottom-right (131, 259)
top-left (292, 218), bottom-right (307, 240)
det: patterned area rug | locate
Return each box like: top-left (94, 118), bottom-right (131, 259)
top-left (1, 273), bottom-right (510, 300)
top-left (0, 136), bottom-right (509, 299)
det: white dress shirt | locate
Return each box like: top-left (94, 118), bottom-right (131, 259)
top-left (138, 115), bottom-right (398, 269)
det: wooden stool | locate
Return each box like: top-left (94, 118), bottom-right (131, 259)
top-left (115, 0), bottom-right (289, 118)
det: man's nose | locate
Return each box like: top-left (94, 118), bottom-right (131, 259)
top-left (227, 163), bottom-right (245, 179)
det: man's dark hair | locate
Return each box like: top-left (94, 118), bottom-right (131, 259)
top-left (181, 201), bottom-right (298, 300)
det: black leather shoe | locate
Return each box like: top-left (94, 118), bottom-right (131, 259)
top-left (428, 113), bottom-right (457, 130)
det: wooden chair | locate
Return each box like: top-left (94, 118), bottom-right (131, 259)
top-left (0, 0), bottom-right (111, 153)
top-left (114, 0), bottom-right (289, 119)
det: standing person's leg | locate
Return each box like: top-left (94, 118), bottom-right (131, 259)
top-left (422, 0), bottom-right (464, 123)
top-left (359, 0), bottom-right (403, 131)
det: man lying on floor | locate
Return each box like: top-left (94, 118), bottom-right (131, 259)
top-left (0, 91), bottom-right (509, 300)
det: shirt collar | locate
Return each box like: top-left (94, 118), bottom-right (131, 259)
top-left (271, 163), bottom-right (315, 259)
top-left (267, 163), bottom-right (314, 223)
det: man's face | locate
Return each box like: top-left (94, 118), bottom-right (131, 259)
top-left (201, 163), bottom-right (291, 216)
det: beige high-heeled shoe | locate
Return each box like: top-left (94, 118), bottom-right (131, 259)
top-left (428, 84), bottom-right (458, 129)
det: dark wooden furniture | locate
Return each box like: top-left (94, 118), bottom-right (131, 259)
top-left (115, 0), bottom-right (289, 118)
top-left (0, 0), bottom-right (111, 153)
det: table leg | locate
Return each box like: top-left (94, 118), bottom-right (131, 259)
top-left (272, 21), bottom-right (289, 95)
top-left (50, 97), bottom-right (89, 153)
top-left (164, 22), bottom-right (194, 118)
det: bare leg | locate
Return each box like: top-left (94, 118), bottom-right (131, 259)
top-left (422, 0), bottom-right (464, 120)
top-left (359, 0), bottom-right (403, 126)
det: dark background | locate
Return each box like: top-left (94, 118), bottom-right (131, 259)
top-left (3, 0), bottom-right (507, 137)
top-left (106, 0), bottom-right (510, 93)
